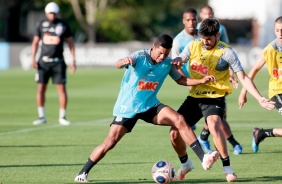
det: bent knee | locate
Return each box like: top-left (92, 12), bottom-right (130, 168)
top-left (172, 114), bottom-right (187, 127)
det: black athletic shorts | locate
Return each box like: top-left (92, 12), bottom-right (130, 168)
top-left (111, 103), bottom-right (167, 132)
top-left (177, 96), bottom-right (226, 127)
top-left (36, 59), bottom-right (67, 84)
top-left (270, 94), bottom-right (282, 115)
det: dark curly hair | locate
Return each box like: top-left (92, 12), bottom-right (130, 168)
top-left (199, 18), bottom-right (220, 37)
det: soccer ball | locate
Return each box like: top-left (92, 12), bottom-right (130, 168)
top-left (151, 161), bottom-right (175, 184)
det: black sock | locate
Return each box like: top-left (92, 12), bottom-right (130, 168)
top-left (227, 135), bottom-right (240, 148)
top-left (221, 156), bottom-right (230, 167)
top-left (179, 154), bottom-right (188, 164)
top-left (260, 129), bottom-right (275, 139)
top-left (78, 158), bottom-right (96, 175)
top-left (190, 140), bottom-right (205, 162)
top-left (200, 128), bottom-right (210, 141)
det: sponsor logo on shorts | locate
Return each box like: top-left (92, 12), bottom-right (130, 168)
top-left (115, 116), bottom-right (122, 122)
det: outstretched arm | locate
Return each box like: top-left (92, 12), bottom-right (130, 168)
top-left (229, 68), bottom-right (238, 89)
top-left (175, 75), bottom-right (216, 86)
top-left (238, 54), bottom-right (266, 108)
top-left (171, 57), bottom-right (186, 70)
top-left (236, 69), bottom-right (274, 110)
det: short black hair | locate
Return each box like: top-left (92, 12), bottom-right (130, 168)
top-left (183, 8), bottom-right (197, 17)
top-left (153, 34), bottom-right (173, 49)
top-left (199, 18), bottom-right (220, 37)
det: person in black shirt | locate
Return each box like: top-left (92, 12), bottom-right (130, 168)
top-left (31, 2), bottom-right (76, 126)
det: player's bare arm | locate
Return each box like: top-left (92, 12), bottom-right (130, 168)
top-left (171, 57), bottom-right (185, 70)
top-left (115, 57), bottom-right (132, 69)
top-left (66, 37), bottom-right (76, 74)
top-left (31, 36), bottom-right (40, 69)
top-left (238, 54), bottom-right (266, 109)
top-left (236, 70), bottom-right (275, 110)
top-left (229, 68), bottom-right (238, 89)
top-left (176, 75), bottom-right (216, 86)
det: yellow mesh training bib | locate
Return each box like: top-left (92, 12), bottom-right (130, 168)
top-left (188, 40), bottom-right (232, 98)
top-left (263, 44), bottom-right (282, 99)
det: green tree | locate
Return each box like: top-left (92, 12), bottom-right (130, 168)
top-left (39, 0), bottom-right (207, 43)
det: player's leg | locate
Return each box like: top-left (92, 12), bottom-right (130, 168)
top-left (222, 104), bottom-right (242, 155)
top-left (53, 62), bottom-right (70, 125)
top-left (273, 128), bottom-right (282, 136)
top-left (252, 127), bottom-right (282, 153)
top-left (198, 124), bottom-right (213, 153)
top-left (33, 83), bottom-right (48, 125)
top-left (75, 117), bottom-right (135, 182)
top-left (155, 105), bottom-right (219, 180)
top-left (221, 117), bottom-right (242, 155)
top-left (56, 84), bottom-right (70, 125)
top-left (33, 62), bottom-right (49, 125)
top-left (253, 94), bottom-right (282, 152)
top-left (203, 98), bottom-right (237, 182)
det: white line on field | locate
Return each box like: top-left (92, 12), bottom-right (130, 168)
top-left (0, 118), bottom-right (113, 135)
top-left (0, 117), bottom-right (279, 135)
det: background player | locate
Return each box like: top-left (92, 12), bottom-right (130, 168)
top-left (31, 2), bottom-right (76, 126)
top-left (171, 8), bottom-right (200, 130)
top-left (238, 16), bottom-right (282, 153)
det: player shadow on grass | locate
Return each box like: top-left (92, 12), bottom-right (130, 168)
top-left (0, 163), bottom-right (83, 168)
top-left (255, 175), bottom-right (282, 182)
top-left (70, 178), bottom-right (234, 183)
top-left (0, 144), bottom-right (88, 148)
top-left (68, 175), bottom-right (282, 183)
top-left (0, 161), bottom-right (152, 168)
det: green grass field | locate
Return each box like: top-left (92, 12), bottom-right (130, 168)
top-left (1, 67), bottom-right (282, 184)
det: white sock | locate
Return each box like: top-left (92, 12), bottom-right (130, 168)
top-left (38, 107), bottom-right (45, 118)
top-left (59, 109), bottom-right (66, 119)
top-left (223, 166), bottom-right (233, 174)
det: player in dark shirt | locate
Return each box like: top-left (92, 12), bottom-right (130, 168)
top-left (31, 2), bottom-right (76, 126)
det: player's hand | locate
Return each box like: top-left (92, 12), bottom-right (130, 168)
top-left (171, 57), bottom-right (185, 70)
top-left (122, 57), bottom-right (132, 65)
top-left (230, 75), bottom-right (238, 89)
top-left (70, 61), bottom-right (76, 74)
top-left (32, 59), bottom-right (38, 69)
top-left (258, 97), bottom-right (275, 110)
top-left (116, 57), bottom-right (132, 68)
top-left (201, 75), bottom-right (216, 84)
top-left (238, 93), bottom-right (247, 109)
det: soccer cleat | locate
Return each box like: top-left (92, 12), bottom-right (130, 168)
top-left (225, 173), bottom-right (238, 182)
top-left (202, 151), bottom-right (219, 170)
top-left (33, 117), bottom-right (46, 125)
top-left (198, 136), bottom-right (213, 153)
top-left (74, 172), bottom-right (88, 183)
top-left (252, 128), bottom-right (264, 153)
top-left (252, 137), bottom-right (258, 153)
top-left (233, 144), bottom-right (243, 155)
top-left (224, 166), bottom-right (237, 182)
top-left (59, 118), bottom-right (71, 126)
top-left (174, 159), bottom-right (194, 180)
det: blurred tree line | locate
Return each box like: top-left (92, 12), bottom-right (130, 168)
top-left (4, 0), bottom-right (207, 43)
